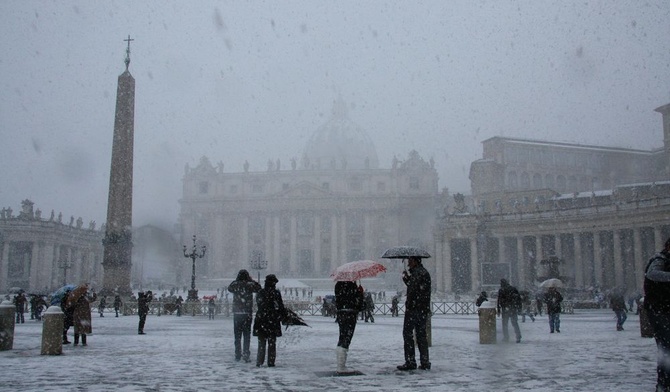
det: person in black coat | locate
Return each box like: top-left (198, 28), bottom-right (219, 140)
top-left (397, 256), bottom-right (432, 371)
top-left (113, 294), bottom-right (122, 317)
top-left (543, 287), bottom-right (563, 333)
top-left (228, 269), bottom-right (262, 362)
top-left (335, 280), bottom-right (365, 373)
top-left (61, 289), bottom-right (74, 344)
top-left (253, 274), bottom-right (285, 367)
top-left (497, 279), bottom-right (522, 343)
top-left (645, 237), bottom-right (670, 391)
top-left (137, 291), bottom-right (153, 335)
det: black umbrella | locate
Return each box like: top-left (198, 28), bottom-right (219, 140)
top-left (381, 246), bottom-right (431, 259)
top-left (282, 308), bottom-right (309, 330)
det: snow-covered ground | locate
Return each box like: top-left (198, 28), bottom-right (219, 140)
top-left (0, 306), bottom-right (657, 391)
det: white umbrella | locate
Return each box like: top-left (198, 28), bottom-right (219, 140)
top-left (539, 278), bottom-right (564, 288)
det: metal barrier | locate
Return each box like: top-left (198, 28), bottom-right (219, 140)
top-left (94, 300), bottom-right (574, 317)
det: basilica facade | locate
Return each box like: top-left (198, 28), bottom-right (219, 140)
top-left (179, 101), bottom-right (441, 281)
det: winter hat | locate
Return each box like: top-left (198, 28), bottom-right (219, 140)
top-left (237, 269), bottom-right (251, 280)
top-left (265, 274), bottom-right (279, 285)
top-left (500, 279), bottom-right (509, 287)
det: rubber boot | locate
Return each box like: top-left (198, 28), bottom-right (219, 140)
top-left (336, 346), bottom-right (348, 373)
top-left (74, 333), bottom-right (79, 346)
top-left (82, 334), bottom-right (87, 346)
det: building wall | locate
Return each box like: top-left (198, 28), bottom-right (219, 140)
top-left (0, 202), bottom-right (104, 293)
top-left (179, 151), bottom-right (439, 281)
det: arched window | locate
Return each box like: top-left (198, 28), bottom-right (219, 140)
top-left (508, 171), bottom-right (518, 189)
top-left (556, 175), bottom-right (567, 192)
top-left (545, 174), bottom-right (555, 189)
top-left (520, 172), bottom-right (530, 190)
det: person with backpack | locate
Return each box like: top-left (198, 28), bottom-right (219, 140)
top-left (497, 278), bottom-right (522, 343)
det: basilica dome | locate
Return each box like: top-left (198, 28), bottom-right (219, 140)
top-left (301, 98), bottom-right (379, 170)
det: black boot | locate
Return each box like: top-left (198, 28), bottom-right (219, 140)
top-left (62, 331), bottom-right (71, 344)
top-left (81, 334), bottom-right (87, 346)
top-left (74, 334), bottom-right (79, 346)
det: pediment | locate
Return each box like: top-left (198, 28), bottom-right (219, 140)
top-left (274, 181), bottom-right (332, 198)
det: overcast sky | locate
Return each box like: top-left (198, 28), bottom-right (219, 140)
top-left (1, 1), bottom-right (669, 230)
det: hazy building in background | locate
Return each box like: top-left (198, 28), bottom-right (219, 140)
top-left (0, 199), bottom-right (104, 293)
top-left (435, 102), bottom-right (670, 296)
top-left (179, 99), bottom-right (440, 283)
top-left (131, 224), bottom-right (181, 290)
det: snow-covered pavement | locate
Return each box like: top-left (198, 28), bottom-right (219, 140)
top-left (0, 308), bottom-right (657, 391)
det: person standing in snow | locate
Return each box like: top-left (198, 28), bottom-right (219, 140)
top-left (98, 296), bottom-right (107, 317)
top-left (113, 294), bottom-right (122, 317)
top-left (61, 288), bottom-right (74, 344)
top-left (644, 237), bottom-right (670, 391)
top-left (610, 289), bottom-right (628, 331)
top-left (67, 284), bottom-right (96, 346)
top-left (137, 290), bottom-right (153, 335)
top-left (397, 256), bottom-right (432, 371)
top-left (543, 287), bottom-right (563, 333)
top-left (497, 278), bottom-right (522, 343)
top-left (334, 280), bottom-right (365, 373)
top-left (253, 274), bottom-right (285, 367)
top-left (228, 269), bottom-right (261, 362)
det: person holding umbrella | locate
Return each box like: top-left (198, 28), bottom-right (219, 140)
top-left (397, 256), bottom-right (432, 371)
top-left (253, 274), bottom-right (285, 367)
top-left (334, 280), bottom-right (365, 374)
top-left (66, 283), bottom-right (96, 346)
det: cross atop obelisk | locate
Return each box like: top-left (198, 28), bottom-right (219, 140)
top-left (124, 35), bottom-right (134, 71)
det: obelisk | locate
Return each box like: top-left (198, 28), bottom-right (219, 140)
top-left (102, 35), bottom-right (135, 295)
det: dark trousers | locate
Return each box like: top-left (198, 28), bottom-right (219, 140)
top-left (402, 310), bottom-right (430, 367)
top-left (614, 310), bottom-right (627, 329)
top-left (337, 312), bottom-right (357, 349)
top-left (548, 312), bottom-right (560, 332)
top-left (138, 313), bottom-right (147, 333)
top-left (15, 307), bottom-right (24, 323)
top-left (502, 309), bottom-right (521, 341)
top-left (233, 313), bottom-right (253, 360)
top-left (649, 310), bottom-right (670, 390)
top-left (257, 336), bottom-right (277, 366)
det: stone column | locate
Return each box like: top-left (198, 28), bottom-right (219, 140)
top-left (314, 215), bottom-right (322, 275)
top-left (434, 237), bottom-right (444, 292)
top-left (443, 238), bottom-right (453, 293)
top-left (364, 213), bottom-right (373, 259)
top-left (264, 216), bottom-right (272, 274)
top-left (573, 233), bottom-right (583, 288)
top-left (633, 228), bottom-right (644, 293)
top-left (214, 214), bottom-right (225, 277)
top-left (470, 239), bottom-right (479, 290)
top-left (555, 235), bottom-right (562, 259)
top-left (655, 226), bottom-right (664, 252)
top-left (29, 242), bottom-right (40, 292)
top-left (289, 216), bottom-right (297, 273)
top-left (0, 242), bottom-right (8, 292)
top-left (517, 237), bottom-right (526, 288)
top-left (593, 231), bottom-right (602, 287)
top-left (613, 230), bottom-right (624, 288)
top-left (241, 216), bottom-right (249, 272)
top-left (340, 214), bottom-right (347, 261)
top-left (535, 236), bottom-right (543, 263)
top-left (273, 216), bottom-right (280, 268)
top-left (330, 214), bottom-right (338, 271)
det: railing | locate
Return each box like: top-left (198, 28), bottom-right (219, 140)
top-left (89, 300), bottom-right (575, 317)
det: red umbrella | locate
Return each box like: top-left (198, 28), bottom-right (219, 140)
top-left (330, 260), bottom-right (387, 282)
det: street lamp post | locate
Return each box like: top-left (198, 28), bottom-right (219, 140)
top-left (250, 250), bottom-right (268, 282)
top-left (183, 235), bottom-right (206, 302)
